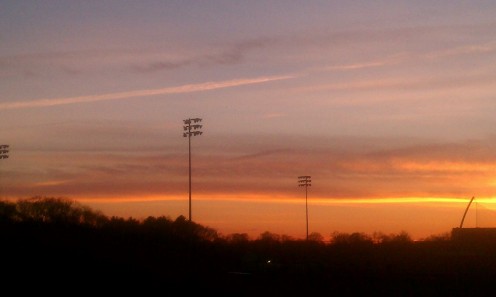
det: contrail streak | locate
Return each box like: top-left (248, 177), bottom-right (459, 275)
top-left (0, 75), bottom-right (296, 110)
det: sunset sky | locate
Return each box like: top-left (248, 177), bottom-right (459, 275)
top-left (2, 1), bottom-right (496, 240)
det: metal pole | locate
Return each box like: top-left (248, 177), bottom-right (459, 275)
top-left (188, 125), bottom-right (192, 221)
top-left (305, 185), bottom-right (308, 241)
top-left (298, 175), bottom-right (311, 241)
top-left (0, 145), bottom-right (9, 200)
top-left (183, 119), bottom-right (202, 222)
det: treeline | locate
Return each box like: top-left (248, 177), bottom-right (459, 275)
top-left (1, 197), bottom-right (496, 296)
top-left (0, 196), bottom-right (435, 244)
top-left (0, 196), bottom-right (426, 243)
top-left (0, 196), bottom-right (219, 241)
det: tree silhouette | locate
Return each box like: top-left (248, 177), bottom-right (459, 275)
top-left (171, 214), bottom-right (219, 241)
top-left (3, 196), bottom-right (496, 296)
top-left (308, 232), bottom-right (324, 242)
top-left (225, 232), bottom-right (250, 244)
top-left (0, 200), bottom-right (17, 222)
top-left (330, 231), bottom-right (374, 245)
top-left (374, 230), bottom-right (412, 244)
top-left (15, 196), bottom-right (107, 226)
top-left (258, 231), bottom-right (280, 242)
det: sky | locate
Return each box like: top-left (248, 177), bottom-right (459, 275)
top-left (2, 1), bottom-right (496, 240)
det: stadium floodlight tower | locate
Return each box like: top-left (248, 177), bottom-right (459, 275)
top-left (183, 118), bottom-right (203, 221)
top-left (0, 145), bottom-right (9, 160)
top-left (0, 145), bottom-right (9, 199)
top-left (298, 175), bottom-right (311, 241)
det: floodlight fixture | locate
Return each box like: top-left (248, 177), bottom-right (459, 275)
top-left (0, 145), bottom-right (9, 160)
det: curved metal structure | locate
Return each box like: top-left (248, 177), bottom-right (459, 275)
top-left (459, 196), bottom-right (475, 228)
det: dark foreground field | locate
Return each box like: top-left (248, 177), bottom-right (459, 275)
top-left (2, 198), bottom-right (496, 296)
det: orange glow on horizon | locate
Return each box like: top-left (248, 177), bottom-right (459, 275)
top-left (24, 194), bottom-right (494, 241)
top-left (73, 194), bottom-right (496, 206)
top-left (395, 160), bottom-right (496, 173)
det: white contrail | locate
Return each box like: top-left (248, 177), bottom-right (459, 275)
top-left (0, 74), bottom-right (296, 110)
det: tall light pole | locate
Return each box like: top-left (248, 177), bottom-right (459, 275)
top-left (183, 118), bottom-right (202, 221)
top-left (298, 175), bottom-right (311, 240)
top-left (0, 145), bottom-right (9, 199)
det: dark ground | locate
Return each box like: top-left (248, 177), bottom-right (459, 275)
top-left (3, 222), bottom-right (496, 296)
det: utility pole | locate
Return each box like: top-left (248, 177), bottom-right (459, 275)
top-left (183, 118), bottom-right (202, 221)
top-left (298, 175), bottom-right (311, 240)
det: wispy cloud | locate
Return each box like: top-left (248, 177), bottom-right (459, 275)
top-left (424, 41), bottom-right (496, 59)
top-left (324, 61), bottom-right (389, 71)
top-left (5, 135), bottom-right (496, 200)
top-left (0, 37), bottom-right (276, 77)
top-left (0, 74), bottom-right (297, 110)
top-left (292, 70), bottom-right (496, 96)
top-left (261, 113), bottom-right (286, 119)
top-left (132, 37), bottom-right (276, 72)
top-left (232, 149), bottom-right (293, 161)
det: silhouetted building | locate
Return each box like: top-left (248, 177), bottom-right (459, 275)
top-left (452, 227), bottom-right (496, 244)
